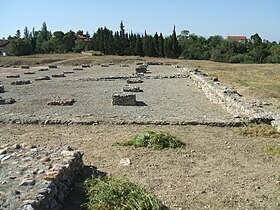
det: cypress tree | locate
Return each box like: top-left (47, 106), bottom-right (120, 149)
top-left (171, 26), bottom-right (181, 58)
top-left (135, 34), bottom-right (144, 56)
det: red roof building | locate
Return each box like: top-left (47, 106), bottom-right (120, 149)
top-left (226, 36), bottom-right (247, 42)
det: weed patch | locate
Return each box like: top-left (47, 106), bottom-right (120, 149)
top-left (264, 145), bottom-right (280, 155)
top-left (83, 175), bottom-right (164, 210)
top-left (116, 130), bottom-right (185, 150)
top-left (239, 124), bottom-right (279, 138)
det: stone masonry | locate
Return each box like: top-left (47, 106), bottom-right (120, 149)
top-left (112, 93), bottom-right (137, 106)
top-left (183, 67), bottom-right (280, 131)
top-left (0, 144), bottom-right (84, 210)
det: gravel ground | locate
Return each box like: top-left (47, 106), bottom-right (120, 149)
top-left (0, 65), bottom-right (235, 123)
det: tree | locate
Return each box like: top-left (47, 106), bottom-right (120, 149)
top-left (135, 35), bottom-right (144, 56)
top-left (250, 33), bottom-right (262, 44)
top-left (171, 26), bottom-right (181, 58)
top-left (15, 30), bottom-right (21, 38)
top-left (23, 27), bottom-right (30, 40)
top-left (9, 38), bottom-right (32, 56)
top-left (158, 33), bottom-right (165, 57)
top-left (36, 22), bottom-right (51, 53)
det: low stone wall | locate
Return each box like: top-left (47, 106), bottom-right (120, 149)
top-left (183, 67), bottom-right (280, 130)
top-left (0, 144), bottom-right (84, 210)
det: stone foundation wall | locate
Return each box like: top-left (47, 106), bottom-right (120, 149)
top-left (0, 144), bottom-right (84, 210)
top-left (183, 67), bottom-right (280, 130)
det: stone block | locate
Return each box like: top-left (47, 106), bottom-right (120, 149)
top-left (127, 78), bottom-right (143, 84)
top-left (11, 80), bottom-right (31, 85)
top-left (0, 85), bottom-right (4, 93)
top-left (51, 73), bottom-right (65, 78)
top-left (48, 65), bottom-right (57, 69)
top-left (21, 65), bottom-right (30, 69)
top-left (112, 93), bottom-right (136, 106)
top-left (35, 76), bottom-right (51, 81)
top-left (123, 85), bottom-right (143, 92)
top-left (6, 75), bottom-right (20, 78)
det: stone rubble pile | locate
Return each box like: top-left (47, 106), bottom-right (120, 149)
top-left (11, 80), bottom-right (31, 85)
top-left (184, 67), bottom-right (280, 131)
top-left (123, 85), bottom-right (143, 92)
top-left (47, 99), bottom-right (75, 106)
top-left (0, 144), bottom-right (84, 210)
top-left (0, 96), bottom-right (16, 105)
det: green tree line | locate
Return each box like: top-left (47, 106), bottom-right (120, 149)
top-left (7, 21), bottom-right (280, 63)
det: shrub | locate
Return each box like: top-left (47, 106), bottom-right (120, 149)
top-left (228, 54), bottom-right (245, 63)
top-left (266, 55), bottom-right (280, 63)
top-left (116, 130), bottom-right (185, 150)
top-left (239, 124), bottom-right (279, 138)
top-left (83, 175), bottom-right (163, 210)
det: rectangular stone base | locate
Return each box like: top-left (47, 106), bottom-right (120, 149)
top-left (112, 93), bottom-right (136, 106)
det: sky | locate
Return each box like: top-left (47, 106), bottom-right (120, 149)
top-left (0, 0), bottom-right (279, 41)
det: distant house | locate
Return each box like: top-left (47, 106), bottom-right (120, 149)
top-left (76, 35), bottom-right (92, 42)
top-left (0, 39), bottom-right (10, 56)
top-left (226, 36), bottom-right (247, 42)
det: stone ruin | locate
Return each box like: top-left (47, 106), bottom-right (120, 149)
top-left (184, 67), bottom-right (280, 131)
top-left (6, 75), bottom-right (20, 78)
top-left (127, 78), bottom-right (143, 84)
top-left (0, 144), bottom-right (84, 210)
top-left (11, 80), bottom-right (31, 85)
top-left (24, 72), bottom-right (35, 75)
top-left (135, 65), bottom-right (148, 74)
top-left (120, 64), bottom-right (129, 67)
top-left (123, 85), bottom-right (143, 92)
top-left (47, 98), bottom-right (75, 106)
top-left (48, 65), bottom-right (57, 69)
top-left (63, 71), bottom-right (74, 74)
top-left (51, 73), bottom-right (65, 78)
top-left (0, 84), bottom-right (4, 93)
top-left (38, 68), bottom-right (49, 72)
top-left (112, 93), bottom-right (137, 106)
top-left (0, 96), bottom-right (16, 105)
top-left (101, 64), bottom-right (109, 67)
top-left (21, 65), bottom-right (30, 69)
top-left (81, 64), bottom-right (90, 68)
top-left (73, 67), bottom-right (83, 71)
top-left (35, 76), bottom-right (51, 81)
top-left (146, 61), bottom-right (163, 65)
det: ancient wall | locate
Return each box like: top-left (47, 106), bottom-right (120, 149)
top-left (183, 67), bottom-right (280, 131)
top-left (0, 144), bottom-right (84, 210)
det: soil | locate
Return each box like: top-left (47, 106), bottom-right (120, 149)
top-left (0, 124), bottom-right (279, 209)
top-left (0, 54), bottom-right (279, 209)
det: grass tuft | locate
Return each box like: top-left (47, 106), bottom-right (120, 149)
top-left (116, 130), bottom-right (185, 150)
top-left (264, 145), bottom-right (280, 155)
top-left (83, 174), bottom-right (164, 210)
top-left (239, 124), bottom-right (279, 138)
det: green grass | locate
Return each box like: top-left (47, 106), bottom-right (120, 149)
top-left (239, 124), bottom-right (280, 138)
top-left (83, 174), bottom-right (164, 210)
top-left (264, 145), bottom-right (280, 155)
top-left (116, 130), bottom-right (185, 150)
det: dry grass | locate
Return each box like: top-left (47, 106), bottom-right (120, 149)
top-left (239, 124), bottom-right (280, 138)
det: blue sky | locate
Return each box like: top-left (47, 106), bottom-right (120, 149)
top-left (0, 0), bottom-right (279, 41)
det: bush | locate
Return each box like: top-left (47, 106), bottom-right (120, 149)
top-left (228, 54), bottom-right (245, 63)
top-left (83, 175), bottom-right (163, 210)
top-left (116, 130), bottom-right (185, 150)
top-left (266, 55), bottom-right (280, 63)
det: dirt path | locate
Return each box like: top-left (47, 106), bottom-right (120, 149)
top-left (0, 124), bottom-right (279, 209)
